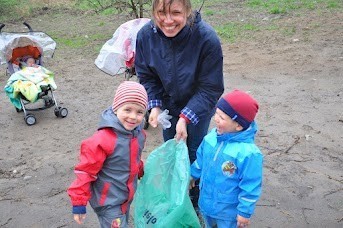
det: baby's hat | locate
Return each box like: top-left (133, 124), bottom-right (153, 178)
top-left (21, 55), bottom-right (33, 62)
top-left (112, 81), bottom-right (148, 111)
top-left (217, 89), bottom-right (259, 130)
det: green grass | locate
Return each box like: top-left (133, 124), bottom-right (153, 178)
top-left (1, 0), bottom-right (342, 45)
top-left (215, 22), bottom-right (259, 43)
top-left (206, 0), bottom-right (341, 42)
top-left (51, 33), bottom-right (109, 49)
top-left (246, 0), bottom-right (342, 14)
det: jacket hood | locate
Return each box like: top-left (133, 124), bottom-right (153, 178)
top-left (98, 107), bottom-right (143, 136)
top-left (216, 121), bottom-right (258, 143)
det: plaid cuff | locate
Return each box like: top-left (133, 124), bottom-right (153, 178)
top-left (181, 107), bottom-right (199, 125)
top-left (179, 113), bottom-right (191, 124)
top-left (148, 100), bottom-right (162, 110)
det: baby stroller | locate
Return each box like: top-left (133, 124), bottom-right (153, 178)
top-left (0, 22), bottom-right (68, 126)
top-left (95, 18), bottom-right (151, 129)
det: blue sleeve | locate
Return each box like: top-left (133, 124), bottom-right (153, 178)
top-left (237, 151), bottom-right (263, 218)
top-left (72, 205), bottom-right (86, 214)
top-left (135, 28), bottom-right (165, 102)
top-left (190, 139), bottom-right (205, 179)
top-left (185, 30), bottom-right (224, 121)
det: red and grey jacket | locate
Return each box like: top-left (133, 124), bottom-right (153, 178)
top-left (67, 107), bottom-right (146, 215)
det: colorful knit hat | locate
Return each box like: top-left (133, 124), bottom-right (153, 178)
top-left (112, 81), bottom-right (148, 111)
top-left (216, 89), bottom-right (259, 130)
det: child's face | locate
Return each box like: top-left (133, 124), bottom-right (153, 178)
top-left (116, 103), bottom-right (146, 131)
top-left (214, 108), bottom-right (243, 135)
top-left (27, 58), bottom-right (35, 67)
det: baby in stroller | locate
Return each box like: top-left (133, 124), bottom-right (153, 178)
top-left (21, 55), bottom-right (38, 68)
top-left (1, 22), bottom-right (68, 126)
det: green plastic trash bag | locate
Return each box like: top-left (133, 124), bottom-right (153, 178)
top-left (133, 139), bottom-right (201, 228)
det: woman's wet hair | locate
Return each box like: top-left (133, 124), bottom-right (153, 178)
top-left (152, 0), bottom-right (195, 26)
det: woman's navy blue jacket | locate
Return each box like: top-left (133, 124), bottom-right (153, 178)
top-left (135, 12), bottom-right (224, 124)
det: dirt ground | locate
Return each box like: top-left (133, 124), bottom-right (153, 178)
top-left (0, 3), bottom-right (342, 228)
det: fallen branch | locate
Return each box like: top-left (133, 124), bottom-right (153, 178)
top-left (256, 203), bottom-right (276, 207)
top-left (285, 136), bottom-right (301, 154)
top-left (0, 218), bottom-right (12, 227)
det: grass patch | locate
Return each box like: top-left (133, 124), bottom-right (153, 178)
top-left (246, 0), bottom-right (342, 14)
top-left (215, 22), bottom-right (259, 43)
top-left (50, 33), bottom-right (109, 49)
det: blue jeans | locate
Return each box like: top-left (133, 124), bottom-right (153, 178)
top-left (203, 214), bottom-right (237, 228)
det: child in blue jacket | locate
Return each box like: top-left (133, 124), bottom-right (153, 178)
top-left (190, 89), bottom-right (263, 228)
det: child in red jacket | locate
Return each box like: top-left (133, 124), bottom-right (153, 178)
top-left (67, 81), bottom-right (148, 227)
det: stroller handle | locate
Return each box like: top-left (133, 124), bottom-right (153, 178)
top-left (23, 22), bottom-right (33, 32)
top-left (0, 24), bottom-right (5, 33)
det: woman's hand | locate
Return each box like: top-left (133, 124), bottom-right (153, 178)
top-left (74, 214), bottom-right (86, 224)
top-left (237, 215), bottom-right (250, 227)
top-left (148, 107), bottom-right (161, 128)
top-left (175, 117), bottom-right (187, 141)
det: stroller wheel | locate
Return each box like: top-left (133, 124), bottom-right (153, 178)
top-left (25, 114), bottom-right (36, 126)
top-left (59, 107), bottom-right (68, 118)
top-left (55, 107), bottom-right (68, 118)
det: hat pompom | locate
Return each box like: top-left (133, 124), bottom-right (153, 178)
top-left (112, 81), bottom-right (148, 111)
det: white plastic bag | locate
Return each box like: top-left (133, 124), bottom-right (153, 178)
top-left (94, 18), bottom-right (150, 76)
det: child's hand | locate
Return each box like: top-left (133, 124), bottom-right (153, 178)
top-left (237, 215), bottom-right (250, 227)
top-left (189, 177), bottom-right (196, 189)
top-left (74, 214), bottom-right (86, 224)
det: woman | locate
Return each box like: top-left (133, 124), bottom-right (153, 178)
top-left (135, 0), bottom-right (224, 208)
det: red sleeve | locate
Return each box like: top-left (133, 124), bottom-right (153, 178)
top-left (67, 129), bottom-right (116, 206)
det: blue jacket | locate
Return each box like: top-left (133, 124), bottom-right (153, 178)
top-left (191, 122), bottom-right (263, 220)
top-left (135, 12), bottom-right (224, 124)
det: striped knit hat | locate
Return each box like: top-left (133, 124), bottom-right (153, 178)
top-left (112, 81), bottom-right (148, 111)
top-left (217, 89), bottom-right (259, 130)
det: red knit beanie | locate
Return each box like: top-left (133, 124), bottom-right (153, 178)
top-left (216, 89), bottom-right (259, 129)
top-left (112, 81), bottom-right (148, 111)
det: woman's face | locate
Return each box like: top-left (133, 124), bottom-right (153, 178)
top-left (154, 0), bottom-right (190, 37)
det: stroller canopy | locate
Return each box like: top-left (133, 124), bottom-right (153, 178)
top-left (0, 30), bottom-right (56, 65)
top-left (95, 18), bottom-right (151, 76)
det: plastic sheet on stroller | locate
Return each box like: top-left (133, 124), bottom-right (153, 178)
top-left (95, 18), bottom-right (151, 129)
top-left (0, 22), bottom-right (68, 126)
top-left (94, 18), bottom-right (150, 79)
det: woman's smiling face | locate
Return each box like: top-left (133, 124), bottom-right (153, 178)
top-left (154, 0), bottom-right (191, 37)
